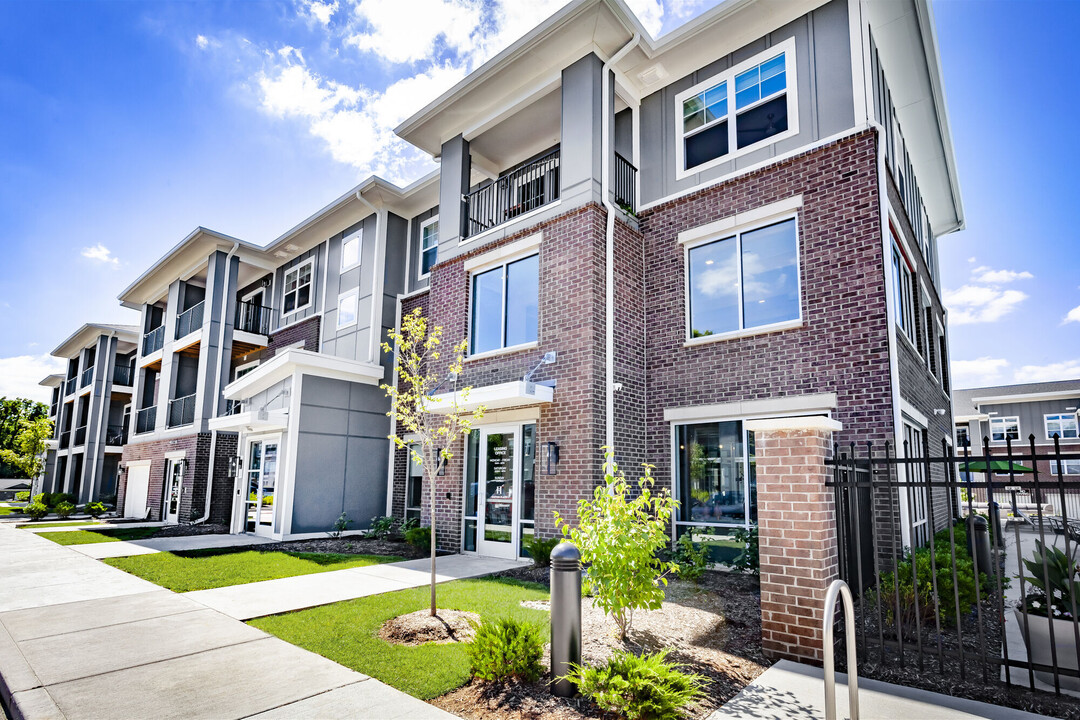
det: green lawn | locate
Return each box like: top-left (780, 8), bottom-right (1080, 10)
top-left (104, 549), bottom-right (405, 592)
top-left (37, 527), bottom-right (162, 545)
top-left (249, 578), bottom-right (549, 699)
top-left (0, 504), bottom-right (26, 516)
top-left (18, 521), bottom-right (102, 529)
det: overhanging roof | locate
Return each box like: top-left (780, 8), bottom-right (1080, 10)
top-left (428, 380), bottom-right (554, 414)
top-left (51, 323), bottom-right (140, 358)
top-left (222, 348), bottom-right (385, 401)
top-left (39, 374), bottom-right (64, 388)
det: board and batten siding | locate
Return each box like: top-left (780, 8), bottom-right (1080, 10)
top-left (321, 215), bottom-right (376, 362)
top-left (274, 244), bottom-right (325, 331)
top-left (976, 397), bottom-right (1080, 446)
top-left (638, 0), bottom-right (854, 206)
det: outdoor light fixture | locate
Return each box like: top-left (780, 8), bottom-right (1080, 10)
top-left (437, 451), bottom-right (447, 477)
top-left (545, 441), bottom-right (560, 475)
top-left (228, 455), bottom-right (241, 479)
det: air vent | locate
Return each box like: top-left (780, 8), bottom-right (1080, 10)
top-left (637, 63), bottom-right (668, 87)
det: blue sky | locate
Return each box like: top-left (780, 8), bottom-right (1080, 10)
top-left (0, 0), bottom-right (1077, 403)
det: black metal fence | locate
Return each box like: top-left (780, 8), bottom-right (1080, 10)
top-left (143, 325), bottom-right (165, 355)
top-left (235, 300), bottom-right (273, 335)
top-left (613, 151), bottom-right (637, 213)
top-left (135, 406), bottom-right (156, 435)
top-left (463, 149), bottom-right (560, 239)
top-left (827, 435), bottom-right (1080, 696)
top-left (167, 394), bottom-right (196, 428)
top-left (175, 301), bottom-right (205, 340)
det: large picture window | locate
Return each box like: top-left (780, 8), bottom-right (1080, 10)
top-left (687, 218), bottom-right (799, 338)
top-left (1045, 413), bottom-right (1078, 440)
top-left (282, 260), bottom-right (313, 316)
top-left (990, 416), bottom-right (1020, 443)
top-left (470, 254), bottom-right (539, 355)
top-left (419, 217), bottom-right (438, 278)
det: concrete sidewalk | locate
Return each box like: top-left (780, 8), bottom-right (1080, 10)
top-left (0, 524), bottom-right (455, 720)
top-left (186, 554), bottom-right (525, 620)
top-left (69, 533), bottom-right (274, 559)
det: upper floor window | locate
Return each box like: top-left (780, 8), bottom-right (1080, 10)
top-left (341, 229), bottom-right (361, 271)
top-left (1045, 413), bottom-right (1079, 440)
top-left (990, 416), bottom-right (1020, 443)
top-left (675, 39), bottom-right (796, 178)
top-left (283, 259), bottom-right (313, 316)
top-left (687, 217), bottom-right (799, 339)
top-left (420, 217), bottom-right (438, 279)
top-left (470, 254), bottom-right (539, 355)
top-left (337, 289), bottom-right (358, 330)
top-left (892, 246), bottom-right (915, 344)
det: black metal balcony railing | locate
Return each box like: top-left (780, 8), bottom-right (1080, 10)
top-left (59, 430), bottom-right (71, 449)
top-left (464, 149), bottom-right (560, 239)
top-left (143, 325), bottom-right (165, 355)
top-left (175, 301), bottom-right (205, 340)
top-left (105, 424), bottom-right (127, 446)
top-left (112, 364), bottom-right (134, 387)
top-left (613, 151), bottom-right (637, 214)
top-left (74, 425), bottom-right (87, 446)
top-left (235, 300), bottom-right (273, 335)
top-left (224, 399), bottom-right (243, 416)
top-left (135, 406), bottom-right (157, 434)
top-left (80, 366), bottom-right (95, 388)
top-left (168, 394), bottom-right (197, 428)
top-left (64, 376), bottom-right (77, 396)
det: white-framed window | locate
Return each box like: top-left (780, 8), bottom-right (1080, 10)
top-left (903, 422), bottom-right (929, 546)
top-left (336, 289), bottom-right (358, 330)
top-left (341, 229), bottom-right (362, 272)
top-left (1045, 413), bottom-right (1079, 440)
top-left (955, 425), bottom-right (970, 448)
top-left (235, 360), bottom-right (259, 380)
top-left (419, 217), bottom-right (438, 279)
top-left (990, 416), bottom-right (1020, 443)
top-left (1049, 459), bottom-right (1080, 476)
top-left (406, 444), bottom-right (423, 521)
top-left (675, 38), bottom-right (798, 179)
top-left (470, 253), bottom-right (539, 355)
top-left (282, 259), bottom-right (314, 316)
top-left (686, 217), bottom-right (800, 340)
top-left (892, 245), bottom-right (916, 344)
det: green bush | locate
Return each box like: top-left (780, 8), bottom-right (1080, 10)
top-left (327, 512), bottom-right (352, 539)
top-left (54, 501), bottom-right (75, 519)
top-left (1020, 540), bottom-right (1079, 619)
top-left (367, 515), bottom-right (396, 539)
top-left (466, 617), bottom-right (544, 682)
top-left (38, 492), bottom-right (74, 509)
top-left (405, 526), bottom-right (431, 549)
top-left (671, 533), bottom-right (708, 583)
top-left (523, 535), bottom-right (558, 568)
top-left (32, 493), bottom-right (46, 506)
top-left (15, 491), bottom-right (30, 502)
top-left (400, 516), bottom-right (419, 533)
top-left (25, 502), bottom-right (49, 520)
top-left (85, 501), bottom-right (107, 518)
top-left (722, 527), bottom-right (759, 576)
top-left (566, 649), bottom-right (704, 720)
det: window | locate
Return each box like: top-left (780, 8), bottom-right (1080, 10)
top-left (406, 446), bottom-right (423, 521)
top-left (955, 425), bottom-right (969, 447)
top-left (676, 40), bottom-right (795, 176)
top-left (687, 218), bottom-right (799, 338)
top-left (990, 416), bottom-right (1020, 443)
top-left (903, 422), bottom-right (929, 546)
top-left (939, 332), bottom-right (950, 393)
top-left (892, 246), bottom-right (915, 342)
top-left (341, 230), bottom-right (361, 271)
top-left (470, 254), bottom-right (539, 355)
top-left (337, 289), bottom-right (358, 330)
top-left (235, 361), bottom-right (259, 380)
top-left (1050, 459), bottom-right (1080, 476)
top-left (282, 260), bottom-right (313, 316)
top-left (1045, 413), bottom-right (1079, 440)
top-left (419, 217), bottom-right (438, 278)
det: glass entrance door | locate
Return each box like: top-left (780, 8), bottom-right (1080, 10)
top-left (477, 427), bottom-right (517, 559)
top-left (164, 460), bottom-right (183, 523)
top-left (245, 437), bottom-right (279, 536)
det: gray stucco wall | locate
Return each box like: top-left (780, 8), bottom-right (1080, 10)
top-left (291, 376), bottom-right (390, 533)
top-left (638, 0), bottom-right (854, 205)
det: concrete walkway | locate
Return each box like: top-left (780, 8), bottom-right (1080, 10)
top-left (710, 659), bottom-right (1056, 720)
top-left (186, 554), bottom-right (525, 620)
top-left (0, 524), bottom-right (455, 720)
top-left (69, 533), bottom-right (275, 560)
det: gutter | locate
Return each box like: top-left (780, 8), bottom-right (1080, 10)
top-left (601, 33), bottom-right (640, 455)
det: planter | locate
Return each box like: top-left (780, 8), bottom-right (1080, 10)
top-left (1014, 607), bottom-right (1080, 691)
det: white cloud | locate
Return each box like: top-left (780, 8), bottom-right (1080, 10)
top-left (196, 34), bottom-right (209, 50)
top-left (1013, 360), bottom-right (1080, 384)
top-left (943, 284), bottom-right (1027, 325)
top-left (970, 266), bottom-right (1033, 284)
top-left (81, 244), bottom-right (119, 267)
top-left (967, 256), bottom-right (977, 264)
top-left (951, 356), bottom-right (1009, 388)
top-left (0, 355), bottom-right (65, 404)
top-left (624, 0), bottom-right (664, 37)
top-left (1063, 304), bottom-right (1080, 325)
top-left (345, 0), bottom-right (483, 65)
top-left (302, 0), bottom-right (339, 26)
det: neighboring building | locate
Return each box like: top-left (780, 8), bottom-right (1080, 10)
top-left (38, 323), bottom-right (140, 505)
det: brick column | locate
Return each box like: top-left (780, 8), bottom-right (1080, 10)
top-left (747, 416), bottom-right (841, 664)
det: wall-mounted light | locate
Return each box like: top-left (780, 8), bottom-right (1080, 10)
top-left (437, 451), bottom-right (447, 477)
top-left (544, 441), bottom-right (560, 475)
top-left (228, 455), bottom-right (242, 479)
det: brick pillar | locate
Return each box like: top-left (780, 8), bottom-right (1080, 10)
top-left (747, 416), bottom-right (841, 664)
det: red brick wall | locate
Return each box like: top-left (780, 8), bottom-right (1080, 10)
top-left (268, 315), bottom-right (321, 356)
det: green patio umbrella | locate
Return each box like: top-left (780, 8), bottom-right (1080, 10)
top-left (957, 459), bottom-right (1033, 474)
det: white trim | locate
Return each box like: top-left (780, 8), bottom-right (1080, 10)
top-left (989, 415), bottom-right (1021, 443)
top-left (465, 341), bottom-right (538, 363)
top-left (664, 393), bottom-right (837, 424)
top-left (417, 215), bottom-right (439, 281)
top-left (336, 288), bottom-right (359, 330)
top-left (674, 38), bottom-right (799, 181)
top-left (223, 348), bottom-right (384, 401)
top-left (124, 459), bottom-right (152, 469)
top-left (683, 319), bottom-right (803, 346)
top-left (463, 232), bottom-right (542, 273)
top-left (899, 399), bottom-right (929, 429)
top-left (1044, 413), bottom-right (1079, 441)
top-left (677, 195), bottom-right (803, 246)
top-left (428, 380), bottom-right (553, 414)
top-left (280, 371), bottom-right (304, 537)
top-left (972, 390), bottom-right (1080, 405)
top-left (208, 409), bottom-right (289, 433)
top-left (340, 228), bottom-right (363, 272)
top-left (164, 450), bottom-right (188, 461)
top-left (744, 416), bottom-right (842, 433)
top-left (234, 359), bottom-right (260, 379)
top-left (281, 258), bottom-right (315, 318)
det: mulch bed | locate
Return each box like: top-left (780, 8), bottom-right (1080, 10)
top-left (381, 609), bottom-right (480, 646)
top-left (250, 535), bottom-right (430, 559)
top-left (430, 568), bottom-right (767, 720)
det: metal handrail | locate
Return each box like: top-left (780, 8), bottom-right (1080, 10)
top-left (175, 301), bottom-right (205, 340)
top-left (143, 325), bottom-right (165, 355)
top-left (823, 579), bottom-right (860, 720)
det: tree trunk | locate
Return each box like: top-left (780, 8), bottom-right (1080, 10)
top-left (427, 452), bottom-right (437, 617)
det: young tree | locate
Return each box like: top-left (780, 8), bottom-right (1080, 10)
top-left (0, 398), bottom-right (48, 479)
top-left (382, 307), bottom-right (485, 616)
top-left (0, 416), bottom-right (54, 480)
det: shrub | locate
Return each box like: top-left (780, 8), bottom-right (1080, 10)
top-left (15, 491), bottom-right (30, 502)
top-left (1020, 540), bottom-right (1079, 620)
top-left (41, 492), bottom-right (74, 509)
top-left (523, 535), bottom-right (558, 568)
top-left (367, 515), bottom-right (396, 539)
top-left (671, 533), bottom-right (708, 583)
top-left (400, 516), bottom-right (419, 533)
top-left (405, 526), bottom-right (431, 549)
top-left (85, 501), bottom-right (107, 518)
top-left (722, 527), bottom-right (759, 576)
top-left (54, 501), bottom-right (75, 519)
top-left (25, 502), bottom-right (49, 520)
top-left (555, 450), bottom-right (677, 640)
top-left (327, 512), bottom-right (352, 539)
top-left (466, 617), bottom-right (544, 682)
top-left (566, 649), bottom-right (704, 720)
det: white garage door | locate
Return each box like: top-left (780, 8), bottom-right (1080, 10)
top-left (123, 464), bottom-right (151, 519)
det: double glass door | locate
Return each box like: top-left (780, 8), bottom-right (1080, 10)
top-left (245, 437), bottom-right (279, 536)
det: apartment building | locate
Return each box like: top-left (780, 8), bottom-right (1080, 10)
top-left (37, 324), bottom-right (139, 504)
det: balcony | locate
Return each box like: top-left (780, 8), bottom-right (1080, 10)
top-left (59, 430), bottom-right (71, 449)
top-left (80, 366), bottom-right (95, 389)
top-left (613, 152), bottom-right (637, 214)
top-left (175, 301), bottom-right (205, 340)
top-left (143, 325), bottom-right (165, 356)
top-left (74, 425), bottom-right (87, 446)
top-left (463, 149), bottom-right (560, 240)
top-left (235, 301), bottom-right (273, 336)
top-left (135, 406), bottom-right (157, 434)
top-left (64, 377), bottom-right (77, 396)
top-left (50, 402), bottom-right (58, 417)
top-left (105, 424), bottom-right (127, 446)
top-left (167, 394), bottom-right (196, 428)
top-left (112, 364), bottom-right (134, 387)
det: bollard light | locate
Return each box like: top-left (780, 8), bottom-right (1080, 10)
top-left (550, 540), bottom-right (582, 698)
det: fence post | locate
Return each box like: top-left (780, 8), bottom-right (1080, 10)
top-left (747, 416), bottom-right (842, 664)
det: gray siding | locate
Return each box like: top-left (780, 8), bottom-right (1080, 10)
top-left (321, 215), bottom-right (376, 362)
top-left (406, 205), bottom-right (438, 294)
top-left (274, 244), bottom-right (325, 330)
top-left (973, 397), bottom-right (1080, 447)
top-left (638, 0), bottom-right (854, 205)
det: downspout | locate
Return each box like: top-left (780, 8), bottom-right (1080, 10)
top-left (602, 33), bottom-right (640, 456)
top-left (195, 241), bottom-right (240, 524)
top-left (87, 331), bottom-right (115, 504)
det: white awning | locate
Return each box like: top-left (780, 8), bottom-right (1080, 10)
top-left (208, 409), bottom-right (289, 433)
top-left (427, 381), bottom-right (553, 414)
